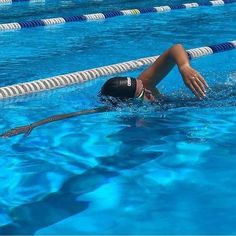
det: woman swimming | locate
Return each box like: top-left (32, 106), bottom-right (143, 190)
top-left (1, 44), bottom-right (209, 138)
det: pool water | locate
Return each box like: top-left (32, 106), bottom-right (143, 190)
top-left (0, 0), bottom-right (236, 234)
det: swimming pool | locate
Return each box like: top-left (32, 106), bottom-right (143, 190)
top-left (0, 0), bottom-right (236, 234)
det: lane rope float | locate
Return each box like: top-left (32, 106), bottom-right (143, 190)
top-left (0, 0), bottom-right (235, 31)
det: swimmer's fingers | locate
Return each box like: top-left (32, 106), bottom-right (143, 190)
top-left (188, 70), bottom-right (208, 92)
top-left (0, 125), bottom-right (33, 138)
top-left (180, 65), bottom-right (209, 95)
top-left (197, 73), bottom-right (209, 89)
top-left (193, 81), bottom-right (205, 98)
top-left (188, 82), bottom-right (203, 99)
top-left (195, 79), bottom-right (206, 95)
top-left (183, 73), bottom-right (207, 99)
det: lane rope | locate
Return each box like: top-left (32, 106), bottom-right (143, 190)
top-left (0, 0), bottom-right (42, 5)
top-left (0, 40), bottom-right (235, 100)
top-left (0, 0), bottom-right (44, 4)
top-left (0, 0), bottom-right (235, 31)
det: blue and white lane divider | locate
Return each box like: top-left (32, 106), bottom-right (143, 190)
top-left (0, 41), bottom-right (235, 100)
top-left (0, 0), bottom-right (235, 31)
top-left (0, 0), bottom-right (44, 4)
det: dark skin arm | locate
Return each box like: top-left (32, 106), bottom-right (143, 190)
top-left (0, 106), bottom-right (109, 138)
top-left (137, 44), bottom-right (209, 99)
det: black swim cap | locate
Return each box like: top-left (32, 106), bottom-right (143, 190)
top-left (100, 77), bottom-right (137, 99)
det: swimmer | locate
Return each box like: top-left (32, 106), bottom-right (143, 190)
top-left (1, 44), bottom-right (209, 138)
top-left (101, 44), bottom-right (208, 102)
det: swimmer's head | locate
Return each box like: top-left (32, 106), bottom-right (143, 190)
top-left (100, 77), bottom-right (137, 99)
top-left (100, 76), bottom-right (156, 102)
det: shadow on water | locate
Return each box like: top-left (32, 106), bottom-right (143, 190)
top-left (1, 82), bottom-right (236, 234)
top-left (0, 115), bottom-right (163, 235)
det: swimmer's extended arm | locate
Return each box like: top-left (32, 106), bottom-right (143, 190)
top-left (0, 106), bottom-right (110, 138)
top-left (137, 44), bottom-right (209, 99)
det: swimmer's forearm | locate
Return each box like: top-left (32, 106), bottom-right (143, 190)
top-left (0, 106), bottom-right (110, 138)
top-left (31, 106), bottom-right (109, 128)
top-left (137, 44), bottom-right (189, 88)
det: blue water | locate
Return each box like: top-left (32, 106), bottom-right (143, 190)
top-left (0, 0), bottom-right (210, 23)
top-left (0, 0), bottom-right (236, 234)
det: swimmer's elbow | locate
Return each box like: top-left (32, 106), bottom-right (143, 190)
top-left (164, 44), bottom-right (185, 64)
top-left (168, 44), bottom-right (188, 62)
top-left (170, 44), bottom-right (184, 51)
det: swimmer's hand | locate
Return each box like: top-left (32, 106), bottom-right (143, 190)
top-left (0, 125), bottom-right (33, 138)
top-left (179, 64), bottom-right (209, 99)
